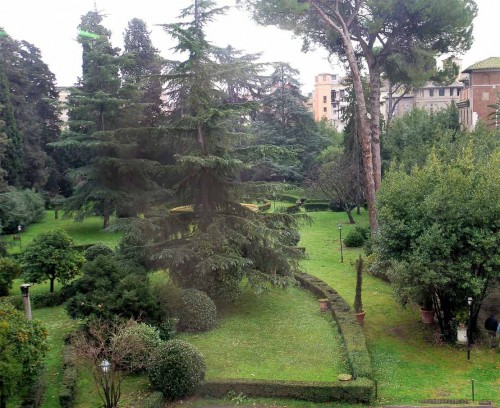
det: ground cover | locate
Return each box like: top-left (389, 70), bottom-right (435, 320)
top-left (299, 211), bottom-right (499, 405)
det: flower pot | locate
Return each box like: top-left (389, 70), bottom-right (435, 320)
top-left (457, 325), bottom-right (467, 344)
top-left (355, 311), bottom-right (366, 323)
top-left (420, 308), bottom-right (435, 324)
top-left (318, 298), bottom-right (330, 312)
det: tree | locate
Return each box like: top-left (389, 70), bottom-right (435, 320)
top-left (375, 143), bottom-right (499, 341)
top-left (21, 230), bottom-right (84, 293)
top-left (487, 93), bottom-right (500, 128)
top-left (240, 0), bottom-right (477, 232)
top-left (121, 0), bottom-right (305, 301)
top-left (0, 301), bottom-right (47, 408)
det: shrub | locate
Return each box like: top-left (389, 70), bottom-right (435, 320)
top-left (0, 188), bottom-right (45, 233)
top-left (303, 202), bottom-right (330, 212)
top-left (115, 322), bottom-right (162, 373)
top-left (0, 257), bottom-right (21, 296)
top-left (148, 339), bottom-right (206, 400)
top-left (285, 204), bottom-right (301, 214)
top-left (159, 318), bottom-right (179, 341)
top-left (59, 345), bottom-right (77, 408)
top-left (84, 244), bottom-right (114, 261)
top-left (277, 194), bottom-right (299, 203)
top-left (178, 289), bottom-right (217, 332)
top-left (258, 201), bottom-right (271, 212)
top-left (343, 230), bottom-right (365, 248)
top-left (31, 292), bottom-right (66, 308)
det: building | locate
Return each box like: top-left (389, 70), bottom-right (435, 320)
top-left (457, 57), bottom-right (500, 130)
top-left (311, 73), bottom-right (349, 131)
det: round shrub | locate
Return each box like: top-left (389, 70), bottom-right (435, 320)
top-left (344, 229), bottom-right (365, 248)
top-left (147, 339), bottom-right (206, 400)
top-left (115, 322), bottom-right (162, 373)
top-left (84, 244), bottom-right (114, 262)
top-left (178, 289), bottom-right (217, 332)
top-left (0, 258), bottom-right (21, 296)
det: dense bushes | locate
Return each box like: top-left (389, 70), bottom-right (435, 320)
top-left (0, 257), bottom-right (21, 296)
top-left (83, 244), bottom-right (114, 261)
top-left (0, 189), bottom-right (45, 233)
top-left (148, 339), bottom-right (206, 399)
top-left (303, 202), bottom-right (330, 212)
top-left (59, 345), bottom-right (77, 408)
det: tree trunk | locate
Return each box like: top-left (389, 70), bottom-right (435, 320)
top-left (344, 206), bottom-right (355, 224)
top-left (50, 276), bottom-right (55, 293)
top-left (0, 393), bottom-right (6, 408)
top-left (54, 207), bottom-right (59, 220)
top-left (368, 63), bottom-right (382, 190)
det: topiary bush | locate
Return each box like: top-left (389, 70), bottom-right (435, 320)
top-left (178, 289), bottom-right (217, 332)
top-left (147, 339), bottom-right (206, 400)
top-left (0, 257), bottom-right (21, 296)
top-left (115, 322), bottom-right (162, 373)
top-left (83, 244), bottom-right (114, 261)
top-left (344, 229), bottom-right (365, 248)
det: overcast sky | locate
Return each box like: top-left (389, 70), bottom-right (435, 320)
top-left (2, 0), bottom-right (499, 93)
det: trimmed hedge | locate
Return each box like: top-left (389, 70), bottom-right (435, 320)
top-left (304, 202), bottom-right (330, 212)
top-left (294, 273), bottom-right (373, 380)
top-left (277, 194), bottom-right (300, 203)
top-left (59, 345), bottom-right (77, 408)
top-left (21, 370), bottom-right (45, 408)
top-left (258, 200), bottom-right (272, 212)
top-left (199, 378), bottom-right (373, 403)
top-left (286, 204), bottom-right (301, 214)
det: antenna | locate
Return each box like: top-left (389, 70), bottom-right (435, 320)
top-left (94, 0), bottom-right (98, 12)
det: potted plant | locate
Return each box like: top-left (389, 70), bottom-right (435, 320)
top-left (419, 293), bottom-right (435, 324)
top-left (455, 310), bottom-right (468, 344)
top-left (318, 298), bottom-right (330, 312)
top-left (354, 256), bottom-right (365, 323)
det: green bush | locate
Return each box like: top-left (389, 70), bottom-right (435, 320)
top-left (148, 339), bottom-right (206, 400)
top-left (258, 201), bottom-right (271, 212)
top-left (20, 369), bottom-right (45, 408)
top-left (285, 204), bottom-right (301, 214)
top-left (31, 292), bottom-right (66, 308)
top-left (178, 289), bottom-right (217, 332)
top-left (303, 202), bottom-right (330, 212)
top-left (159, 318), bottom-right (179, 341)
top-left (343, 229), bottom-right (365, 248)
top-left (84, 244), bottom-right (114, 261)
top-left (0, 188), bottom-right (45, 233)
top-left (0, 257), bottom-right (21, 296)
top-left (277, 194), bottom-right (299, 203)
top-left (115, 322), bottom-right (162, 373)
top-left (59, 345), bottom-right (77, 408)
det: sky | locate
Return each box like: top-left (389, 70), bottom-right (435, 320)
top-left (2, 0), bottom-right (499, 93)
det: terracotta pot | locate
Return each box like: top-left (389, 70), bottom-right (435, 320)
top-left (355, 311), bottom-right (366, 323)
top-left (318, 299), bottom-right (330, 312)
top-left (420, 308), bottom-right (435, 324)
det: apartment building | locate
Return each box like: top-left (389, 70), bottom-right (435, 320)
top-left (311, 73), bottom-right (349, 131)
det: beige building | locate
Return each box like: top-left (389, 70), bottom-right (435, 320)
top-left (311, 73), bottom-right (349, 131)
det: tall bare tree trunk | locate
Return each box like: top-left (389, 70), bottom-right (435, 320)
top-left (368, 63), bottom-right (382, 190)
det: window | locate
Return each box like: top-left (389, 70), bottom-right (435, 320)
top-left (450, 88), bottom-right (454, 96)
top-left (439, 89), bottom-right (445, 96)
top-left (323, 75), bottom-right (327, 81)
top-left (340, 90), bottom-right (345, 99)
top-left (429, 89), bottom-right (434, 97)
top-left (331, 90), bottom-right (337, 101)
top-left (323, 107), bottom-right (327, 113)
top-left (332, 74), bottom-right (337, 81)
top-left (323, 95), bottom-right (327, 103)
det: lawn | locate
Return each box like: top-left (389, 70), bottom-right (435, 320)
top-left (299, 210), bottom-right (500, 405)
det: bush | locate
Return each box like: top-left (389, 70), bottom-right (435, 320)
top-left (178, 289), bottom-right (217, 332)
top-left (285, 204), bottom-right (301, 214)
top-left (344, 229), bottom-right (365, 248)
top-left (277, 194), bottom-right (299, 203)
top-left (84, 244), bottom-right (114, 261)
top-left (31, 292), bottom-right (66, 308)
top-left (0, 257), bottom-right (21, 296)
top-left (115, 322), bottom-right (162, 373)
top-left (0, 188), bottom-right (45, 233)
top-left (59, 345), bottom-right (77, 408)
top-left (148, 339), bottom-right (206, 400)
top-left (20, 370), bottom-right (45, 408)
top-left (159, 318), bottom-right (179, 341)
top-left (303, 202), bottom-right (330, 212)
top-left (258, 201), bottom-right (271, 212)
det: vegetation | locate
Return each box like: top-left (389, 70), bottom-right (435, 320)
top-left (0, 258), bottom-right (20, 296)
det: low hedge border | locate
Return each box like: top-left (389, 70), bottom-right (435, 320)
top-left (258, 201), bottom-right (271, 212)
top-left (199, 378), bottom-right (372, 403)
top-left (303, 202), bottom-right (330, 212)
top-left (59, 344), bottom-right (77, 408)
top-left (21, 369), bottom-right (45, 408)
top-left (294, 272), bottom-right (373, 380)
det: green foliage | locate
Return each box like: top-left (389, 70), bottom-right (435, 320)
top-left (158, 318), bottom-right (179, 341)
top-left (142, 392), bottom-right (164, 408)
top-left (65, 254), bottom-right (157, 322)
top-left (83, 243), bottom-right (114, 261)
top-left (0, 188), bottom-right (45, 233)
top-left (376, 143), bottom-right (500, 341)
top-left (59, 345), bottom-right (76, 408)
top-left (344, 229), bottom-right (366, 248)
top-left (0, 301), bottom-right (48, 406)
top-left (148, 339), bottom-right (206, 400)
top-left (303, 202), bottom-right (330, 212)
top-left (30, 291), bottom-right (67, 308)
top-left (177, 289), bottom-right (217, 333)
top-left (198, 377), bottom-right (373, 403)
top-left (0, 257), bottom-right (21, 296)
top-left (21, 230), bottom-right (84, 293)
top-left (285, 204), bottom-right (301, 214)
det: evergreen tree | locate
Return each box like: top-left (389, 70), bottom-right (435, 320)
top-left (122, 0), bottom-right (304, 300)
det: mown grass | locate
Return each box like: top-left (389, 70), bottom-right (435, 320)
top-left (299, 210), bottom-right (500, 405)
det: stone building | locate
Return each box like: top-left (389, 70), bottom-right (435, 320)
top-left (311, 73), bottom-right (349, 131)
top-left (457, 57), bottom-right (500, 130)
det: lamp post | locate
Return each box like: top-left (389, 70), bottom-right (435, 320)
top-left (17, 225), bottom-right (22, 251)
top-left (467, 296), bottom-right (473, 360)
top-left (337, 224), bottom-right (344, 263)
top-left (100, 359), bottom-right (111, 408)
top-left (20, 284), bottom-right (32, 320)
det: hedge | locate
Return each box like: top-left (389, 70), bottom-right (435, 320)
top-left (199, 378), bottom-right (372, 403)
top-left (21, 370), bottom-right (45, 408)
top-left (258, 201), bottom-right (272, 212)
top-left (277, 194), bottom-right (301, 203)
top-left (304, 202), bottom-right (330, 212)
top-left (59, 345), bottom-right (77, 408)
top-left (295, 273), bottom-right (373, 380)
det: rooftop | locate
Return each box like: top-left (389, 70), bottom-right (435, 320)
top-left (462, 57), bottom-right (500, 73)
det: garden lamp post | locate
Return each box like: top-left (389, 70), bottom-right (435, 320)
top-left (17, 225), bottom-right (22, 251)
top-left (467, 297), bottom-right (473, 360)
top-left (337, 224), bottom-right (344, 263)
top-left (100, 359), bottom-right (111, 408)
top-left (20, 284), bottom-right (32, 320)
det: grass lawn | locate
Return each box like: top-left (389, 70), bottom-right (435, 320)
top-left (299, 210), bottom-right (500, 405)
top-left (4, 210), bottom-right (121, 255)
